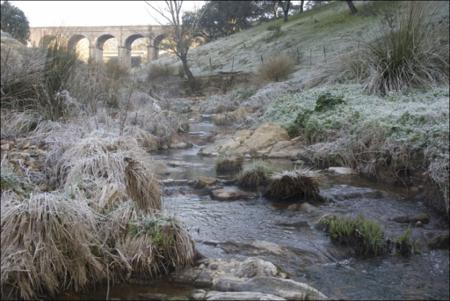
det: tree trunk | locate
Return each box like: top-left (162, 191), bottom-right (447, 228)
top-left (281, 0), bottom-right (291, 22)
top-left (346, 0), bottom-right (357, 15)
top-left (300, 0), bottom-right (304, 13)
top-left (181, 55), bottom-right (196, 92)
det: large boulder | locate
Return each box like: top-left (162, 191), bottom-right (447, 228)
top-left (193, 176), bottom-right (218, 188)
top-left (243, 123), bottom-right (290, 152)
top-left (199, 123), bottom-right (291, 157)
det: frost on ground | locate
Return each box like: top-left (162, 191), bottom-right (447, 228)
top-left (263, 84), bottom-right (449, 214)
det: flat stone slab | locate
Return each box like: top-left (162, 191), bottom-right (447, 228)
top-left (205, 291), bottom-right (286, 300)
top-left (328, 167), bottom-right (356, 175)
top-left (174, 257), bottom-right (327, 300)
top-left (211, 187), bottom-right (256, 201)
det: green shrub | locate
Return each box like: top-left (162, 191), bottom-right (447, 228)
top-left (314, 93), bottom-right (345, 112)
top-left (321, 215), bottom-right (386, 257)
top-left (285, 110), bottom-right (312, 138)
top-left (257, 55), bottom-right (295, 82)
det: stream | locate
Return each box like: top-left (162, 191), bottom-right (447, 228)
top-left (72, 116), bottom-right (449, 300)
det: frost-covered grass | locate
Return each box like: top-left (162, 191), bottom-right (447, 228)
top-left (264, 84), bottom-right (449, 214)
top-left (0, 125), bottom-right (195, 299)
top-left (152, 1), bottom-right (448, 79)
top-left (1, 192), bottom-right (104, 299)
top-left (0, 110), bottom-right (42, 139)
top-left (1, 100), bottom-right (194, 300)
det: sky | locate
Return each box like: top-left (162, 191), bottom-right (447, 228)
top-left (10, 1), bottom-right (205, 27)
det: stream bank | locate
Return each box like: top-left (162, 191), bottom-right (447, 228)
top-left (77, 114), bottom-right (449, 300)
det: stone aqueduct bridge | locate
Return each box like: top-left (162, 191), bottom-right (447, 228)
top-left (29, 25), bottom-right (173, 66)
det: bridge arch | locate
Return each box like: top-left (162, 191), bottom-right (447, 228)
top-left (96, 34), bottom-right (115, 50)
top-left (124, 33), bottom-right (152, 67)
top-left (124, 33), bottom-right (145, 50)
top-left (67, 34), bottom-right (90, 61)
top-left (95, 34), bottom-right (118, 62)
top-left (68, 34), bottom-right (89, 50)
top-left (152, 33), bottom-right (169, 60)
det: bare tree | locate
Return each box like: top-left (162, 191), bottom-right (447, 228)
top-left (346, 0), bottom-right (358, 15)
top-left (145, 0), bottom-right (201, 91)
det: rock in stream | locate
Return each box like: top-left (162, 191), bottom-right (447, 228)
top-left (172, 257), bottom-right (327, 300)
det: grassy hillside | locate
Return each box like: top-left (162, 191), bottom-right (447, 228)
top-left (155, 1), bottom-right (449, 77)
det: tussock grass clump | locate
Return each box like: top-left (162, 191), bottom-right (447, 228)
top-left (1, 38), bottom-right (79, 120)
top-left (212, 107), bottom-right (248, 126)
top-left (320, 215), bottom-right (386, 257)
top-left (124, 126), bottom-right (160, 151)
top-left (0, 110), bottom-right (42, 139)
top-left (54, 135), bottom-right (129, 187)
top-left (51, 133), bottom-right (162, 213)
top-left (125, 157), bottom-right (161, 212)
top-left (237, 161), bottom-right (273, 191)
top-left (215, 155), bottom-right (244, 174)
top-left (0, 192), bottom-right (104, 299)
top-left (126, 108), bottom-right (187, 147)
top-left (359, 2), bottom-right (448, 95)
top-left (118, 216), bottom-right (195, 278)
top-left (265, 169), bottom-right (322, 202)
top-left (257, 55), bottom-right (295, 82)
top-left (395, 228), bottom-right (415, 257)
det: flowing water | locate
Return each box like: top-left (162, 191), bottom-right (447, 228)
top-left (77, 116), bottom-right (449, 300)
